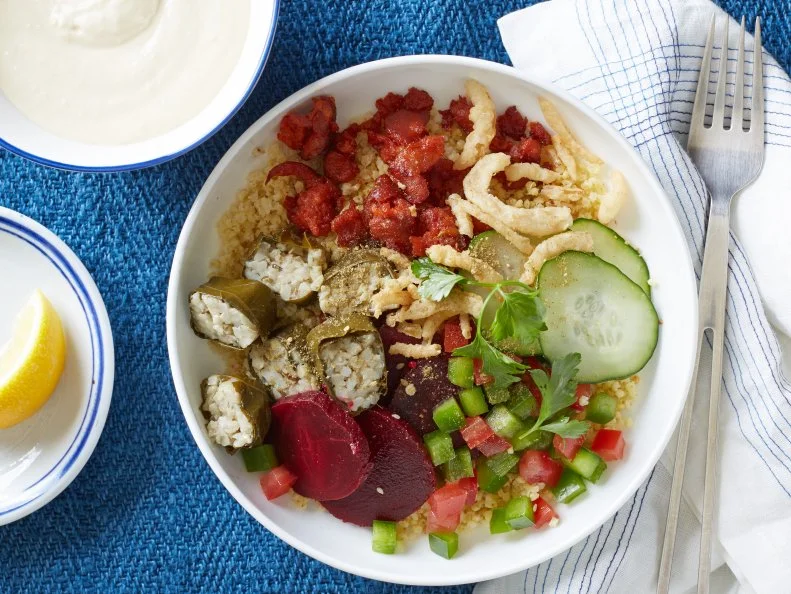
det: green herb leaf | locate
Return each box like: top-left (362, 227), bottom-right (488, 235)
top-left (532, 352), bottom-right (581, 423)
top-left (489, 289), bottom-right (547, 348)
top-left (541, 418), bottom-right (590, 439)
top-left (454, 334), bottom-right (525, 390)
top-left (411, 258), bottom-right (468, 301)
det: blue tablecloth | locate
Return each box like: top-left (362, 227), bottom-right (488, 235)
top-left (1, 1), bottom-right (788, 592)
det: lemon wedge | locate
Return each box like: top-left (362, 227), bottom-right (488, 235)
top-left (0, 290), bottom-right (66, 429)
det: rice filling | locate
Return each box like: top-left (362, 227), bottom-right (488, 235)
top-left (244, 241), bottom-right (326, 302)
top-left (201, 375), bottom-right (255, 449)
top-left (189, 292), bottom-right (259, 349)
top-left (248, 334), bottom-right (320, 399)
top-left (319, 332), bottom-right (385, 412)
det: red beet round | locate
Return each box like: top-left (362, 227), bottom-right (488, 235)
top-left (323, 406), bottom-right (436, 526)
top-left (271, 391), bottom-right (372, 501)
top-left (387, 355), bottom-right (458, 435)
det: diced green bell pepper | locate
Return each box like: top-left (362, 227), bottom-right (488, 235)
top-left (433, 398), bottom-right (466, 432)
top-left (459, 387), bottom-right (489, 417)
top-left (428, 532), bottom-right (459, 559)
top-left (552, 468), bottom-right (588, 503)
top-left (486, 404), bottom-right (524, 439)
top-left (504, 496), bottom-right (535, 530)
top-left (489, 507), bottom-right (513, 534)
top-left (476, 458), bottom-right (508, 493)
top-left (510, 428), bottom-right (553, 452)
top-left (241, 444), bottom-right (279, 472)
top-left (372, 520), bottom-right (397, 554)
top-left (444, 447), bottom-right (474, 482)
top-left (447, 357), bottom-right (475, 388)
top-left (563, 448), bottom-right (607, 483)
top-left (423, 430), bottom-right (456, 466)
top-left (485, 451), bottom-right (519, 477)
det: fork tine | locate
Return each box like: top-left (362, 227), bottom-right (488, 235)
top-left (751, 17), bottom-right (764, 136)
top-left (732, 17), bottom-right (746, 130)
top-left (712, 17), bottom-right (729, 128)
top-left (690, 16), bottom-right (716, 141)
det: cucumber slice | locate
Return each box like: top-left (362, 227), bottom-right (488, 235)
top-left (570, 218), bottom-right (651, 294)
top-left (537, 251), bottom-right (659, 383)
top-left (469, 231), bottom-right (527, 281)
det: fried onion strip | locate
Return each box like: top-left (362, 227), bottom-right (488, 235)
top-left (520, 231), bottom-right (594, 285)
top-left (425, 244), bottom-right (502, 284)
top-left (454, 80), bottom-right (497, 170)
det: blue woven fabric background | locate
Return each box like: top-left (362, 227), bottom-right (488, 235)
top-left (1, 1), bottom-right (788, 592)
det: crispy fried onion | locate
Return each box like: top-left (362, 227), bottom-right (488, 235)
top-left (520, 231), bottom-right (594, 285)
top-left (396, 322), bottom-right (424, 339)
top-left (538, 97), bottom-right (603, 166)
top-left (505, 162), bottom-right (561, 184)
top-left (459, 313), bottom-right (472, 339)
top-left (386, 289), bottom-right (483, 327)
top-left (552, 135), bottom-right (578, 181)
top-left (447, 192), bottom-right (474, 237)
top-left (454, 79), bottom-right (496, 170)
top-left (370, 274), bottom-right (417, 318)
top-left (463, 153), bottom-right (573, 238)
top-left (448, 193), bottom-right (534, 255)
top-left (379, 247), bottom-right (412, 271)
top-left (425, 244), bottom-right (502, 284)
top-left (539, 185), bottom-right (585, 203)
top-left (597, 170), bottom-right (628, 224)
top-left (389, 342), bottom-right (442, 358)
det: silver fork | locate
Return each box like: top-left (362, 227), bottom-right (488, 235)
top-left (657, 15), bottom-right (765, 594)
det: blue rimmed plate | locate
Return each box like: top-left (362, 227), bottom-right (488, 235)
top-left (0, 207), bottom-right (114, 525)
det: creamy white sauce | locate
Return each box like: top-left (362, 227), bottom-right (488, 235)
top-left (0, 0), bottom-right (250, 145)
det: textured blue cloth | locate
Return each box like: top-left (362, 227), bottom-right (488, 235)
top-left (0, 1), bottom-right (788, 592)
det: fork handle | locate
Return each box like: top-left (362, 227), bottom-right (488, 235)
top-left (657, 196), bottom-right (731, 594)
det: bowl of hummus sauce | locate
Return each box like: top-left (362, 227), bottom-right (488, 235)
top-left (0, 0), bottom-right (279, 171)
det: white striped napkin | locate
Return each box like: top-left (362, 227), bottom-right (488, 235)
top-left (475, 1), bottom-right (791, 593)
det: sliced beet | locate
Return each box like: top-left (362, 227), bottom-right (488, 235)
top-left (378, 325), bottom-right (420, 404)
top-left (323, 406), bottom-right (436, 526)
top-left (387, 355), bottom-right (459, 435)
top-left (271, 391), bottom-right (372, 501)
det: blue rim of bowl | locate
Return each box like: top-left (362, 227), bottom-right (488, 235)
top-left (0, 1), bottom-right (280, 173)
top-left (0, 212), bottom-right (110, 520)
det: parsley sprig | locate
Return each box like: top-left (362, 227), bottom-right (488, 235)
top-left (411, 257), bottom-right (590, 439)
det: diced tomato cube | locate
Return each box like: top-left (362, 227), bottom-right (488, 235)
top-left (443, 319), bottom-right (469, 352)
top-left (519, 450), bottom-right (564, 487)
top-left (553, 435), bottom-right (585, 460)
top-left (571, 383), bottom-right (593, 412)
top-left (456, 476), bottom-right (479, 506)
top-left (533, 497), bottom-right (558, 529)
top-left (259, 465), bottom-right (297, 500)
top-left (591, 429), bottom-right (626, 461)
top-left (473, 359), bottom-right (493, 385)
top-left (477, 434), bottom-right (512, 457)
top-left (427, 482), bottom-right (467, 532)
top-left (460, 416), bottom-right (494, 450)
top-left (521, 358), bottom-right (548, 405)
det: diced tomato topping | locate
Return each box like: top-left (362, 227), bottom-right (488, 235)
top-left (260, 465), bottom-right (298, 500)
top-left (553, 435), bottom-right (585, 461)
top-left (403, 87), bottom-right (434, 112)
top-left (509, 137), bottom-right (542, 164)
top-left (477, 434), bottom-right (512, 457)
top-left (443, 318), bottom-right (469, 352)
top-left (529, 121), bottom-right (553, 146)
top-left (331, 206), bottom-right (368, 247)
top-left (277, 96), bottom-right (339, 160)
top-left (460, 416), bottom-right (494, 450)
top-left (456, 476), bottom-right (479, 506)
top-left (427, 482), bottom-right (467, 532)
top-left (384, 109), bottom-right (429, 145)
top-left (440, 96), bottom-right (473, 133)
top-left (519, 450), bottom-right (564, 488)
top-left (323, 150), bottom-right (359, 184)
top-left (591, 429), bottom-right (626, 462)
top-left (497, 106), bottom-right (527, 139)
top-left (571, 383), bottom-right (593, 412)
top-left (521, 357), bottom-right (548, 404)
top-left (489, 133), bottom-right (513, 154)
top-left (364, 175), bottom-right (417, 254)
top-left (473, 359), bottom-right (494, 386)
top-left (533, 497), bottom-right (558, 529)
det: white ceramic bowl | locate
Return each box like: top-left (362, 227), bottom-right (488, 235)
top-left (0, 1), bottom-right (279, 172)
top-left (167, 56), bottom-right (698, 586)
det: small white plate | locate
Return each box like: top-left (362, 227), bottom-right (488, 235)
top-left (0, 207), bottom-right (114, 525)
